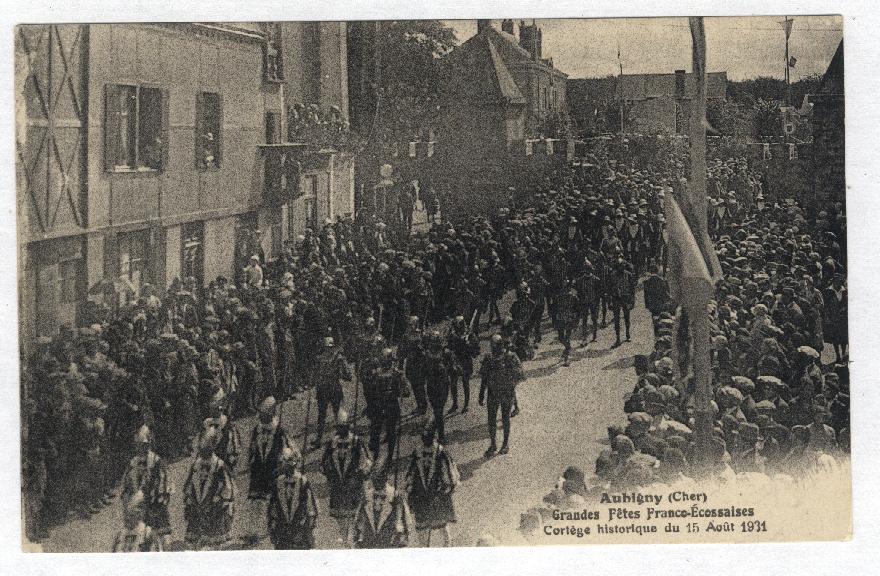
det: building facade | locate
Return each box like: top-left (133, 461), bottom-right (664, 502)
top-left (16, 22), bottom-right (354, 343)
top-left (429, 20), bottom-right (570, 219)
top-left (811, 40), bottom-right (844, 207)
top-left (569, 70), bottom-right (727, 136)
top-left (616, 70), bottom-right (728, 134)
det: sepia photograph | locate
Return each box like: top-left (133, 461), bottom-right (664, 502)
top-left (13, 11), bottom-right (853, 554)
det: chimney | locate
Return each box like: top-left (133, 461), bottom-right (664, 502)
top-left (536, 27), bottom-right (543, 60)
top-left (675, 69), bottom-right (686, 98)
top-left (519, 21), bottom-right (536, 60)
top-left (477, 20), bottom-right (492, 34)
top-left (501, 19), bottom-right (514, 35)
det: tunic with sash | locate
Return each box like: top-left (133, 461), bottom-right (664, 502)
top-left (353, 485), bottom-right (416, 548)
top-left (321, 432), bottom-right (372, 518)
top-left (247, 419), bottom-right (291, 499)
top-left (120, 450), bottom-right (172, 535)
top-left (406, 443), bottom-right (460, 529)
top-left (267, 472), bottom-right (318, 549)
top-left (183, 454), bottom-right (235, 546)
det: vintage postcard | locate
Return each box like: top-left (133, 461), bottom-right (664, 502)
top-left (15, 15), bottom-right (849, 552)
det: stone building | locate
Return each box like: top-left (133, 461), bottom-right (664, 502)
top-left (429, 19), bottom-right (570, 219)
top-left (16, 22), bottom-right (354, 342)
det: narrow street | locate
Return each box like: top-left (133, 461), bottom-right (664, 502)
top-left (40, 293), bottom-right (651, 551)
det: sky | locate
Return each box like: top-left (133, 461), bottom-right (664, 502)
top-left (442, 16), bottom-right (842, 81)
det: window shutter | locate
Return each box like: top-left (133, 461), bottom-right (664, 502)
top-left (215, 93), bottom-right (223, 167)
top-left (104, 85), bottom-right (121, 171)
top-left (162, 88), bottom-right (170, 170)
top-left (195, 92), bottom-right (204, 168)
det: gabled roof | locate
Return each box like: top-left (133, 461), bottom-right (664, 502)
top-left (444, 31), bottom-right (526, 105)
top-left (819, 40), bottom-right (843, 95)
top-left (487, 37), bottom-right (527, 104)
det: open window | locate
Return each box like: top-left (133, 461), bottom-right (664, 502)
top-left (196, 92), bottom-right (222, 169)
top-left (181, 221), bottom-right (205, 286)
top-left (104, 84), bottom-right (165, 171)
top-left (262, 23), bottom-right (284, 83)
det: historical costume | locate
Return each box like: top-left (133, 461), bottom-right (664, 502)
top-left (120, 425), bottom-right (172, 539)
top-left (183, 430), bottom-right (236, 549)
top-left (405, 429), bottom-right (460, 546)
top-left (267, 447), bottom-right (318, 550)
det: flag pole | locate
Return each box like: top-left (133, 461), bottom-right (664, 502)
top-left (687, 16), bottom-right (714, 470)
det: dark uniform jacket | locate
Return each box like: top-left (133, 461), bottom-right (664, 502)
top-left (479, 351), bottom-right (525, 399)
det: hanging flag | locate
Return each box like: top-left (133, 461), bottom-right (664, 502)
top-left (789, 56), bottom-right (797, 68)
top-left (675, 17), bottom-right (723, 286)
top-left (663, 195), bottom-right (715, 305)
top-left (782, 17), bottom-right (794, 40)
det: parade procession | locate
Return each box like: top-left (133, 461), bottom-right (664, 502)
top-left (15, 15), bottom-right (849, 551)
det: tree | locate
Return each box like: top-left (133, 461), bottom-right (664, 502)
top-left (753, 98), bottom-right (783, 137)
top-left (372, 21), bottom-right (458, 146)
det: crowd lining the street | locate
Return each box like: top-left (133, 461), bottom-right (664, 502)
top-left (21, 136), bottom-right (848, 549)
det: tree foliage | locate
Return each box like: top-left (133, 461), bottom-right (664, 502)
top-left (373, 20), bottom-right (458, 145)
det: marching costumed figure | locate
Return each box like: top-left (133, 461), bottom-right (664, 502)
top-left (267, 447), bottom-right (318, 550)
top-left (183, 429), bottom-right (236, 549)
top-left (120, 424), bottom-right (172, 544)
top-left (111, 490), bottom-right (163, 552)
top-left (353, 467), bottom-right (416, 548)
top-left (321, 410), bottom-right (373, 544)
top-left (247, 396), bottom-right (291, 500)
top-left (405, 428), bottom-right (460, 547)
top-left (197, 385), bottom-right (241, 472)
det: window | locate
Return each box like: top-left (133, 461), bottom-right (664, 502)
top-left (196, 92), bottom-right (222, 169)
top-left (270, 223), bottom-right (282, 258)
top-left (104, 84), bottom-right (165, 171)
top-left (36, 258), bottom-right (81, 335)
top-left (118, 230), bottom-right (148, 298)
top-left (304, 174), bottom-right (319, 229)
top-left (181, 221), bottom-right (204, 285)
top-left (262, 23), bottom-right (284, 82)
top-left (304, 197), bottom-right (316, 229)
top-left (59, 259), bottom-right (79, 304)
top-left (265, 111), bottom-right (281, 144)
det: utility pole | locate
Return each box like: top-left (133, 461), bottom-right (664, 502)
top-left (617, 40), bottom-right (624, 133)
top-left (782, 16), bottom-right (794, 106)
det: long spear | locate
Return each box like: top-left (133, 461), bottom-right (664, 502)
top-left (301, 380), bottom-right (313, 458)
top-left (351, 357), bottom-right (361, 434)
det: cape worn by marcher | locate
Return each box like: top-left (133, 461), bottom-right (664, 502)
top-left (267, 472), bottom-right (318, 550)
top-left (247, 418), bottom-right (290, 499)
top-left (120, 450), bottom-right (172, 535)
top-left (406, 443), bottom-right (460, 530)
top-left (321, 432), bottom-right (372, 518)
top-left (353, 484), bottom-right (416, 548)
top-left (182, 454), bottom-right (235, 547)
